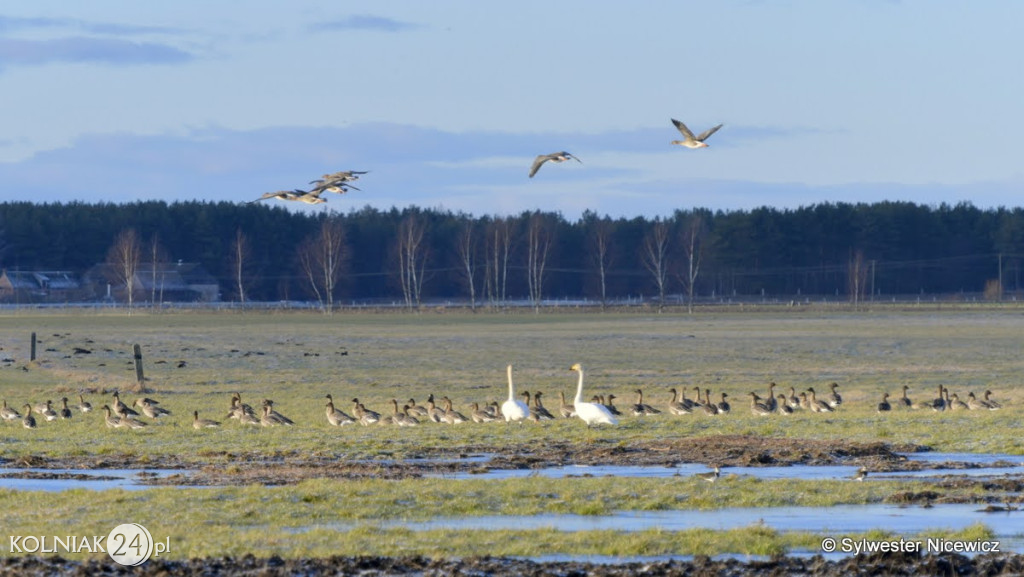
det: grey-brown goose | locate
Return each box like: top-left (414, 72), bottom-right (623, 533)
top-left (41, 400), bottom-right (59, 422)
top-left (764, 383), bottom-right (778, 413)
top-left (352, 398), bottom-right (381, 426)
top-left (806, 388), bottom-right (834, 413)
top-left (632, 389), bottom-right (661, 416)
top-left (605, 394), bottom-right (622, 416)
top-left (877, 393), bottom-right (891, 413)
top-left (787, 387), bottom-right (801, 409)
top-left (325, 395), bottom-right (356, 426)
top-left (424, 395), bottom-right (445, 423)
top-left (261, 400), bottom-right (294, 426)
top-left (667, 388), bottom-right (691, 415)
top-left (827, 383), bottom-right (843, 409)
top-left (528, 151), bottom-right (582, 178)
top-left (133, 398), bottom-right (171, 418)
top-left (853, 467), bottom-right (868, 481)
top-left (111, 392), bottom-right (139, 418)
top-left (749, 393), bottom-right (772, 416)
top-left (406, 398), bottom-right (430, 418)
top-left (227, 393), bottom-right (257, 420)
top-left (101, 405), bottom-right (120, 428)
top-left (398, 403), bottom-right (420, 427)
top-left (22, 404), bottom-right (36, 429)
top-left (948, 393), bottom-right (969, 411)
top-left (532, 392), bottom-right (556, 420)
top-left (776, 395), bottom-right (793, 415)
top-left (670, 118), bottom-right (723, 148)
top-left (470, 402), bottom-right (497, 423)
top-left (965, 392), bottom-right (987, 411)
top-left (193, 410), bottom-right (221, 429)
top-left (441, 397), bottom-right (468, 424)
top-left (1, 400), bottom-right (21, 421)
top-left (895, 385), bottom-right (912, 409)
top-left (695, 465), bottom-right (721, 483)
top-left (59, 397), bottom-right (73, 420)
top-left (77, 394), bottom-right (93, 413)
top-left (702, 389), bottom-right (720, 416)
top-left (983, 390), bottom-right (1002, 409)
top-left (714, 389), bottom-right (729, 414)
top-left (798, 391), bottom-right (811, 411)
top-left (558, 391), bottom-right (576, 418)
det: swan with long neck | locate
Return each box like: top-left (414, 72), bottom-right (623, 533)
top-left (569, 363), bottom-right (617, 426)
top-left (500, 364), bottom-right (529, 423)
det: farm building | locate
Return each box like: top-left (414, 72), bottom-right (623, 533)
top-left (84, 262), bottom-right (220, 303)
top-left (0, 270), bottom-right (85, 303)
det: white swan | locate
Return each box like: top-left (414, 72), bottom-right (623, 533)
top-left (500, 364), bottom-right (529, 423)
top-left (569, 363), bottom-right (617, 426)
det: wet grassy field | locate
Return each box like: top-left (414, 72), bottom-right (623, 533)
top-left (0, 307), bottom-right (1022, 559)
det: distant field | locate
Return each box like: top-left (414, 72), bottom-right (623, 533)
top-left (0, 308), bottom-right (1021, 458)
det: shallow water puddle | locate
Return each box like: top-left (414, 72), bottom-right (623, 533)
top-left (0, 468), bottom-right (189, 491)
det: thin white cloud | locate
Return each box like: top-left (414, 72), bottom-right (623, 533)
top-left (0, 15), bottom-right (183, 36)
top-left (307, 14), bottom-right (420, 33)
top-left (0, 36), bottom-right (193, 66)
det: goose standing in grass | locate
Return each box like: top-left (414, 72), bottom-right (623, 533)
top-left (238, 409), bottom-right (261, 427)
top-left (701, 390), bottom-right (720, 416)
top-left (806, 388), bottom-right (834, 413)
top-left (931, 385), bottom-right (947, 411)
top-left (41, 400), bottom-right (59, 422)
top-left (101, 405), bottom-right (120, 428)
top-left (877, 392), bottom-right (892, 413)
top-left (262, 400), bottom-right (295, 426)
top-left (569, 363), bottom-right (618, 426)
top-left (192, 410), bottom-right (221, 429)
top-left (966, 392), bottom-right (987, 411)
top-left (948, 392), bottom-right (968, 411)
top-left (532, 392), bottom-right (556, 420)
top-left (134, 398), bottom-right (171, 418)
top-left (764, 383), bottom-right (778, 412)
top-left (406, 398), bottom-right (429, 419)
top-left (895, 385), bottom-right (912, 409)
top-left (441, 397), bottom-right (468, 424)
top-left (558, 391), bottom-right (577, 418)
top-left (528, 151), bottom-right (582, 178)
top-left (325, 395), bottom-right (355, 426)
top-left (604, 394), bottom-right (622, 416)
top-left (398, 404), bottom-right (420, 427)
top-left (632, 389), bottom-right (661, 416)
top-left (112, 392), bottom-right (139, 418)
top-left (749, 393), bottom-right (772, 416)
top-left (983, 390), bottom-right (1002, 409)
top-left (470, 402), bottom-right (497, 423)
top-left (695, 465), bottom-right (721, 483)
top-left (776, 395), bottom-right (793, 415)
top-left (352, 399), bottom-right (381, 426)
top-left (424, 395), bottom-right (445, 423)
top-left (691, 386), bottom-right (705, 409)
top-left (670, 118), bottom-right (723, 148)
top-left (798, 391), bottom-right (811, 411)
top-left (59, 397), bottom-right (73, 420)
top-left (22, 404), bottom-right (36, 429)
top-left (787, 387), bottom-right (801, 409)
top-left (827, 383), bottom-right (843, 409)
top-left (500, 365), bottom-right (529, 423)
top-left (77, 394), bottom-right (93, 413)
top-left (667, 388), bottom-right (691, 415)
top-left (1, 400), bottom-right (20, 421)
top-left (716, 392), bottom-right (731, 415)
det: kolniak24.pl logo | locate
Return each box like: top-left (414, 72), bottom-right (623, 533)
top-left (10, 523), bottom-right (168, 566)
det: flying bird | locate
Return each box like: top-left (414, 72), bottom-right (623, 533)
top-left (310, 170), bottom-right (368, 186)
top-left (529, 151), bottom-right (582, 178)
top-left (670, 118), bottom-right (723, 148)
top-left (248, 190), bottom-right (306, 204)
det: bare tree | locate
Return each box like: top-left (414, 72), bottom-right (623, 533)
top-left (641, 219), bottom-right (671, 312)
top-left (229, 228), bottom-right (253, 305)
top-left (484, 217), bottom-right (513, 307)
top-left (587, 215), bottom-right (615, 310)
top-left (396, 213), bottom-right (428, 310)
top-left (455, 217), bottom-right (478, 311)
top-left (297, 218), bottom-right (346, 314)
top-left (106, 228), bottom-right (142, 313)
top-left (147, 232), bottom-right (170, 308)
top-left (678, 214), bottom-right (705, 314)
top-left (526, 212), bottom-right (553, 312)
top-left (848, 249), bottom-right (868, 305)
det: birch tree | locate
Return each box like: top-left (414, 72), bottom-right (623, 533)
top-left (297, 217), bottom-right (346, 314)
top-left (641, 219), bottom-right (671, 312)
top-left (106, 228), bottom-right (141, 313)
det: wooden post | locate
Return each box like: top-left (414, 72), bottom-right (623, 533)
top-left (133, 344), bottom-right (145, 385)
top-left (30, 332), bottom-right (37, 362)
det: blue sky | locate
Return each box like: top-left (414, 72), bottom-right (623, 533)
top-left (1, 1), bottom-right (1022, 219)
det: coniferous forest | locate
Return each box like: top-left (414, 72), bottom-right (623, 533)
top-left (2, 200), bottom-right (1023, 306)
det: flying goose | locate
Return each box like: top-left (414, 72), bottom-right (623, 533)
top-left (248, 189), bottom-right (306, 204)
top-left (670, 118), bottom-right (723, 149)
top-left (192, 410), bottom-right (221, 429)
top-left (310, 170), bottom-right (368, 185)
top-left (528, 151), bottom-right (582, 178)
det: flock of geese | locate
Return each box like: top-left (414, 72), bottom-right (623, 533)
top-left (246, 117), bottom-right (724, 202)
top-left (1, 368), bottom-right (1005, 433)
top-left (249, 170), bottom-right (367, 205)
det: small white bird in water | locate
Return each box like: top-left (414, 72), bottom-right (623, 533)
top-left (529, 151), bottom-right (582, 178)
top-left (670, 118), bottom-right (723, 149)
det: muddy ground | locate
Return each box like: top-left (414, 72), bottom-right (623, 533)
top-left (3, 552), bottom-right (1024, 576)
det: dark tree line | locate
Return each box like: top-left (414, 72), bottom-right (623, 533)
top-left (2, 200), bottom-right (1024, 305)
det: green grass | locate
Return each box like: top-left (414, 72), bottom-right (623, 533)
top-left (0, 309), bottom-right (1021, 558)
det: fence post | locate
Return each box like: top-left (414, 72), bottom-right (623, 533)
top-left (30, 332), bottom-right (37, 362)
top-left (133, 344), bottom-right (145, 385)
